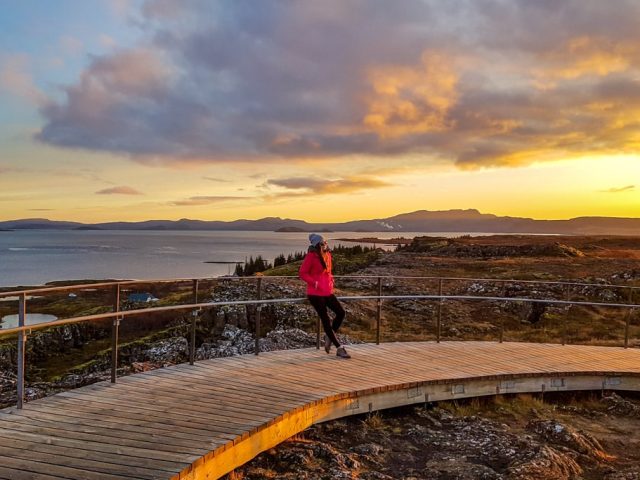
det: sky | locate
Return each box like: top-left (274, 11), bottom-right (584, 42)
top-left (1, 0), bottom-right (639, 223)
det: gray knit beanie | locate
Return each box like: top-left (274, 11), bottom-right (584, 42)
top-left (309, 233), bottom-right (324, 247)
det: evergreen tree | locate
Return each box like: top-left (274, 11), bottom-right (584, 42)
top-left (274, 254), bottom-right (286, 267)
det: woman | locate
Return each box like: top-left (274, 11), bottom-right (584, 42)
top-left (299, 233), bottom-right (350, 359)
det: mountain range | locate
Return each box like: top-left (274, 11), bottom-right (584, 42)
top-left (1, 209), bottom-right (640, 235)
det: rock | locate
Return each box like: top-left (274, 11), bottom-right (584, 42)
top-left (352, 443), bottom-right (385, 457)
top-left (527, 419), bottom-right (611, 461)
top-left (143, 337), bottom-right (188, 366)
top-left (131, 362), bottom-right (155, 373)
top-left (359, 472), bottom-right (394, 480)
top-left (196, 324), bottom-right (361, 361)
top-left (196, 324), bottom-right (255, 359)
top-left (605, 471), bottom-right (640, 480)
top-left (424, 457), bottom-right (501, 479)
top-left (602, 392), bottom-right (640, 418)
top-left (507, 445), bottom-right (582, 479)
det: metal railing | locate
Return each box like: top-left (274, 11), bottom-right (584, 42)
top-left (0, 275), bottom-right (638, 409)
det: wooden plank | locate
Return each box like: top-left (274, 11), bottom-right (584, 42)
top-left (0, 432), bottom-right (187, 473)
top-left (0, 443), bottom-right (167, 479)
top-left (0, 414), bottom-right (206, 457)
top-left (0, 424), bottom-right (197, 466)
top-left (8, 404), bottom-right (228, 444)
top-left (24, 398), bottom-right (248, 438)
top-left (0, 410), bottom-right (216, 452)
top-left (52, 389), bottom-right (274, 427)
top-left (133, 365), bottom-right (326, 402)
top-left (0, 456), bottom-right (132, 480)
top-left (54, 381), bottom-right (290, 420)
top-left (0, 465), bottom-right (66, 480)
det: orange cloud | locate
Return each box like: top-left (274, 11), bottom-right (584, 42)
top-left (533, 36), bottom-right (638, 89)
top-left (266, 175), bottom-right (391, 198)
top-left (170, 195), bottom-right (250, 206)
top-left (364, 51), bottom-right (458, 137)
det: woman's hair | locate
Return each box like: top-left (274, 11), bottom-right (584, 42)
top-left (308, 244), bottom-right (327, 270)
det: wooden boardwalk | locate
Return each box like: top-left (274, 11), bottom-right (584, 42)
top-left (2, 341), bottom-right (640, 480)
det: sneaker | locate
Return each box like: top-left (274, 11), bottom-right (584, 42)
top-left (324, 334), bottom-right (332, 354)
top-left (336, 346), bottom-right (351, 359)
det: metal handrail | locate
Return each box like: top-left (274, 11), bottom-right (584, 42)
top-left (1, 274), bottom-right (638, 409)
top-left (1, 274), bottom-right (639, 298)
top-left (1, 294), bottom-right (638, 338)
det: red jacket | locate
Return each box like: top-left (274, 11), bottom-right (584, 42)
top-left (299, 250), bottom-right (334, 296)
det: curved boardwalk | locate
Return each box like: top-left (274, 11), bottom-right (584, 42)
top-left (1, 341), bottom-right (640, 480)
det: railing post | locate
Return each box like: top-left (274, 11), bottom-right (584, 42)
top-left (562, 284), bottom-right (571, 346)
top-left (499, 282), bottom-right (506, 343)
top-left (376, 276), bottom-right (382, 345)
top-left (624, 288), bottom-right (633, 348)
top-left (255, 277), bottom-right (262, 356)
top-left (111, 284), bottom-right (120, 384)
top-left (16, 293), bottom-right (27, 409)
top-left (437, 279), bottom-right (443, 343)
top-left (190, 279), bottom-right (199, 365)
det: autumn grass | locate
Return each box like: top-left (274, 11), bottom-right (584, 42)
top-left (362, 411), bottom-right (386, 431)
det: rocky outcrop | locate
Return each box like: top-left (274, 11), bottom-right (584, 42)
top-left (405, 238), bottom-right (586, 258)
top-left (602, 392), bottom-right (640, 418)
top-left (527, 419), bottom-right (611, 461)
top-left (0, 321), bottom-right (109, 372)
top-left (230, 395), bottom-right (637, 479)
top-left (507, 445), bottom-right (582, 479)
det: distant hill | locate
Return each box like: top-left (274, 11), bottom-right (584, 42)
top-left (1, 210), bottom-right (639, 235)
top-left (0, 218), bottom-right (84, 230)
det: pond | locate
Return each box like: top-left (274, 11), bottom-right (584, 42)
top-left (1, 313), bottom-right (58, 329)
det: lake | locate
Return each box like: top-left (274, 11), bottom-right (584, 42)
top-left (0, 229), bottom-right (485, 288)
top-left (1, 313), bottom-right (58, 329)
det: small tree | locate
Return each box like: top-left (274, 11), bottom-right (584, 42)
top-left (274, 253), bottom-right (287, 267)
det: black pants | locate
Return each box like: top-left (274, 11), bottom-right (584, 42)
top-left (308, 294), bottom-right (345, 347)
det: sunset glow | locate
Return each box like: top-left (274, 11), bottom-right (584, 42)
top-left (1, 1), bottom-right (639, 223)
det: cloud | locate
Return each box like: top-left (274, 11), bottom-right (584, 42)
top-left (29, 208), bottom-right (54, 211)
top-left (37, 48), bottom-right (176, 154)
top-left (601, 185), bottom-right (635, 193)
top-left (364, 52), bottom-right (459, 138)
top-left (0, 54), bottom-right (47, 106)
top-left (36, 0), bottom-right (640, 169)
top-left (203, 176), bottom-right (230, 183)
top-left (170, 195), bottom-right (251, 206)
top-left (265, 176), bottom-right (391, 197)
top-left (96, 186), bottom-right (143, 195)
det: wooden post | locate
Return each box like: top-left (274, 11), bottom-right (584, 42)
top-left (190, 279), bottom-right (199, 365)
top-left (255, 277), bottom-right (262, 356)
top-left (624, 288), bottom-right (633, 349)
top-left (499, 282), bottom-right (506, 343)
top-left (437, 279), bottom-right (443, 343)
top-left (111, 284), bottom-right (120, 384)
top-left (562, 284), bottom-right (571, 346)
top-left (376, 276), bottom-right (382, 345)
top-left (16, 293), bottom-right (27, 409)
